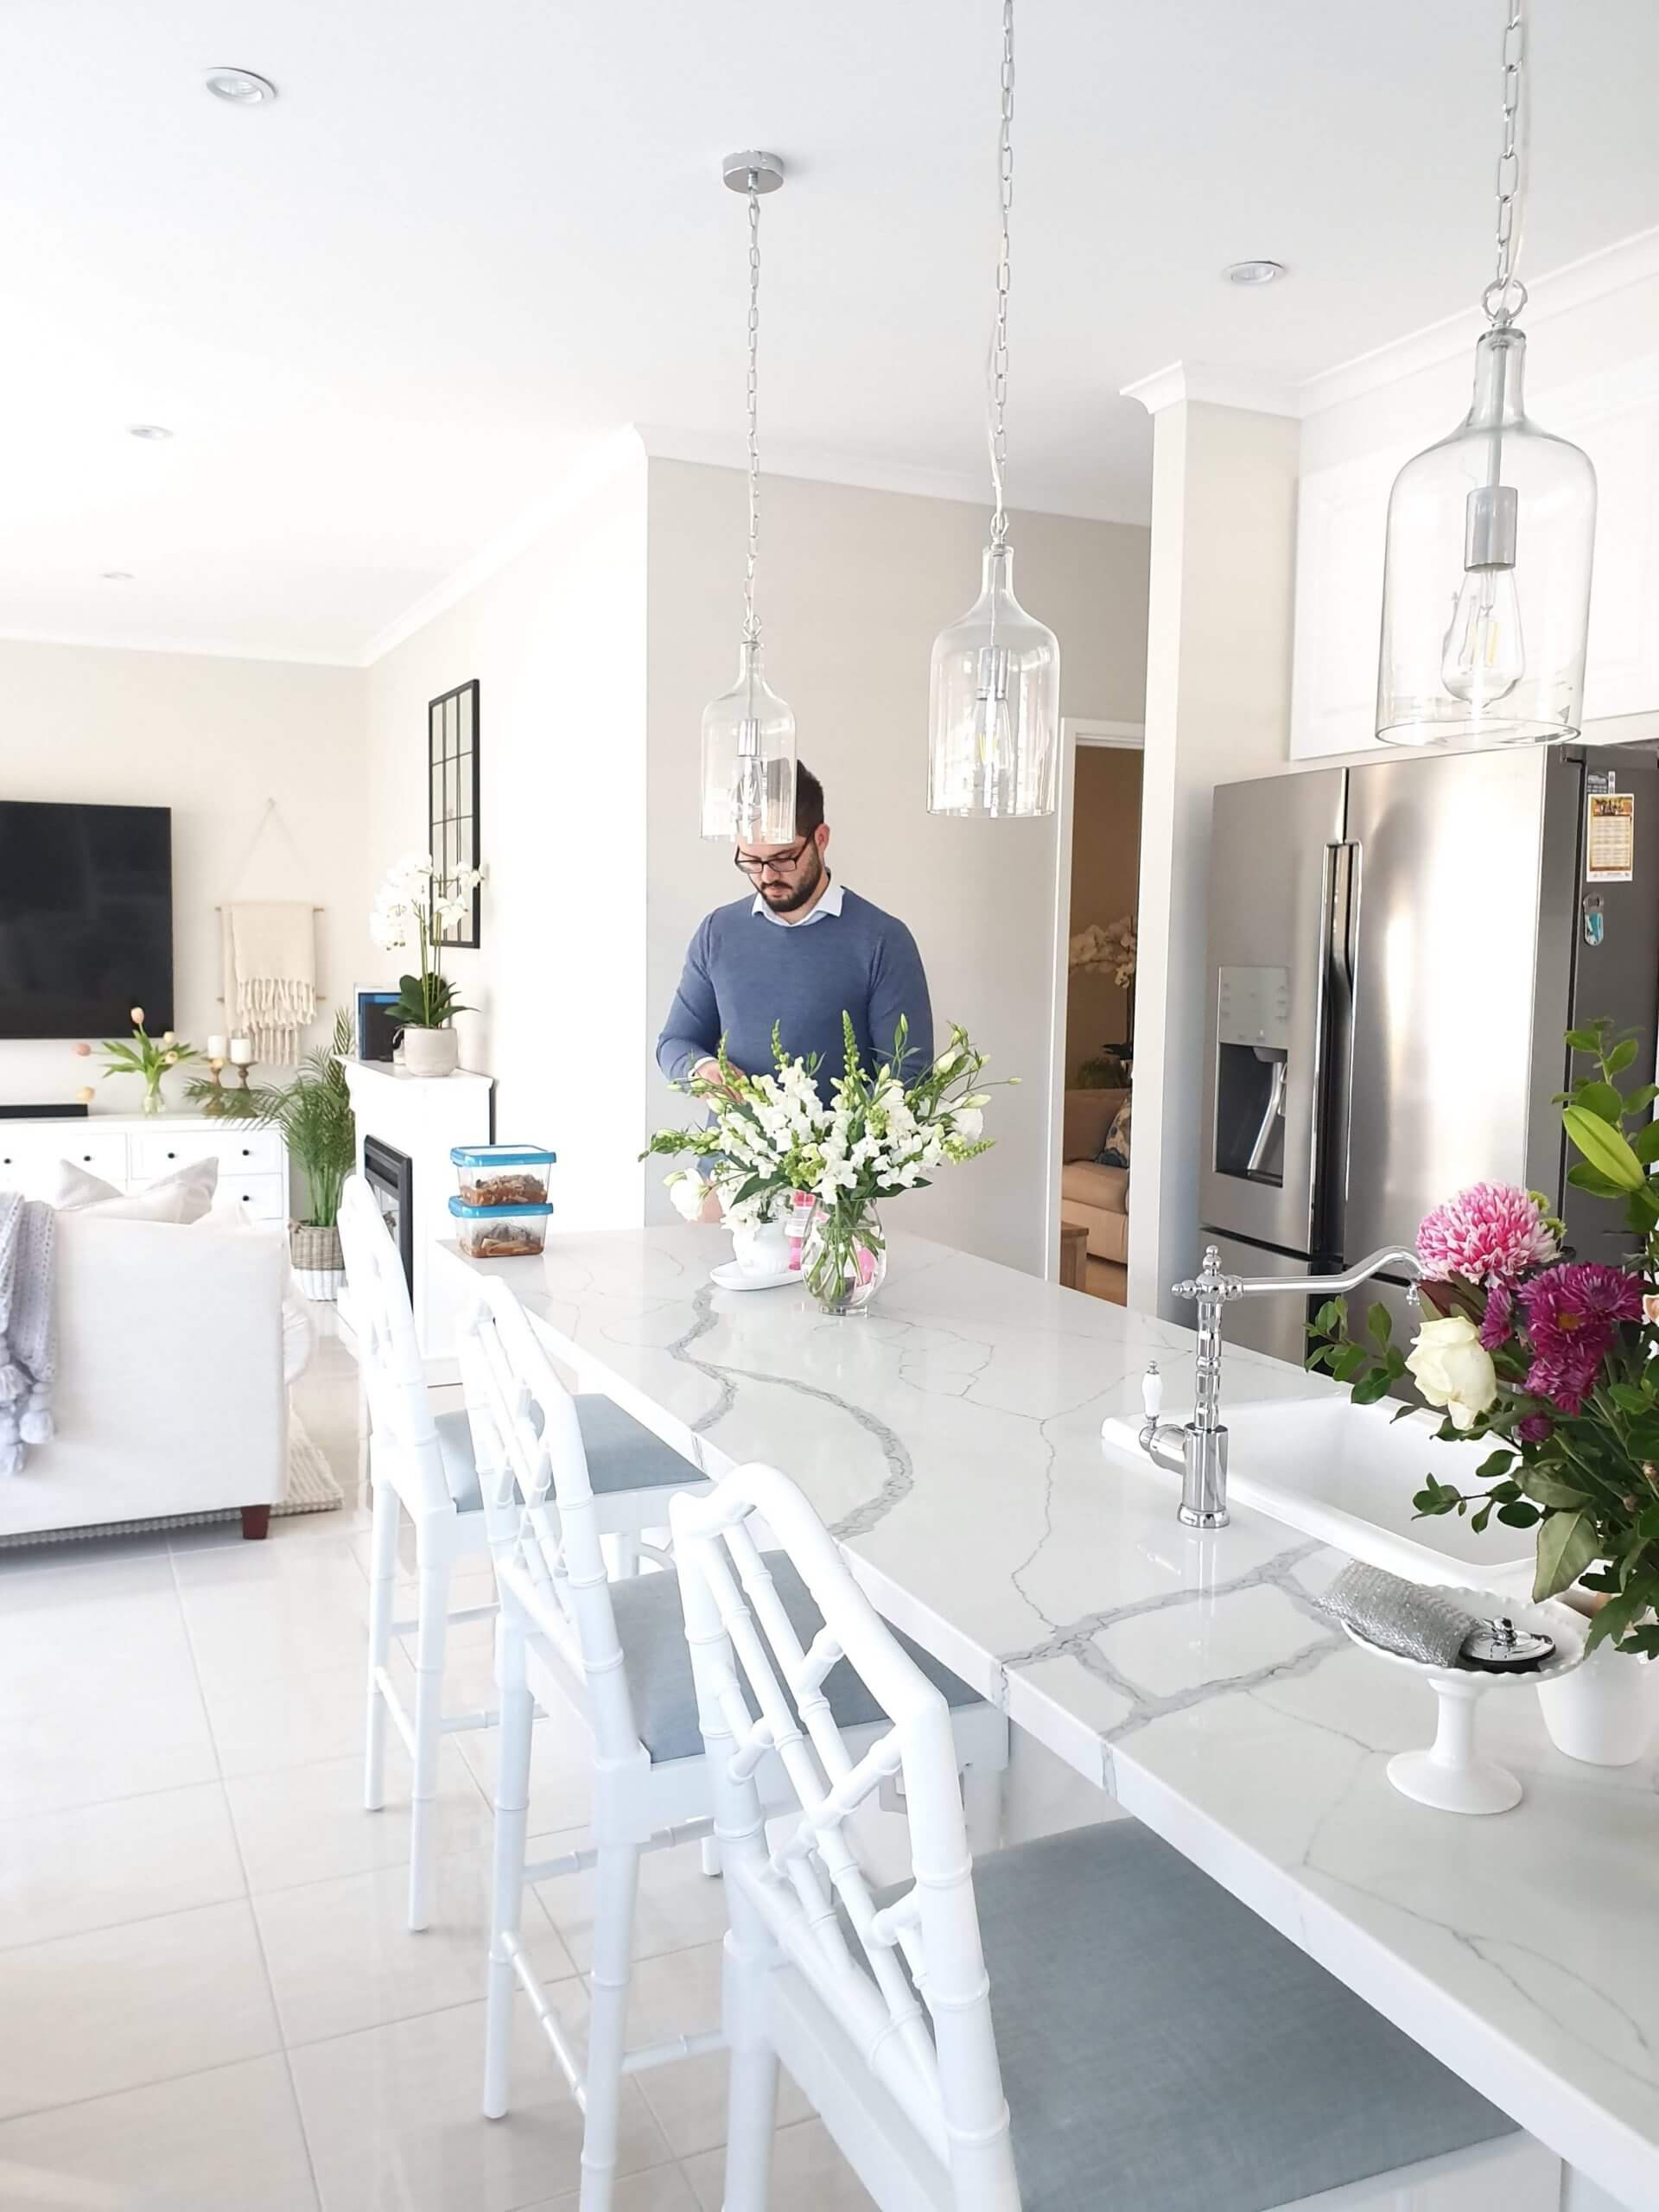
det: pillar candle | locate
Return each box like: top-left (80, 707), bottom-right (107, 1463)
top-left (206, 1034), bottom-right (227, 1061)
top-left (228, 1036), bottom-right (253, 1066)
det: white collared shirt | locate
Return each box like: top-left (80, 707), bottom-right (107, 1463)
top-left (752, 876), bottom-right (847, 929)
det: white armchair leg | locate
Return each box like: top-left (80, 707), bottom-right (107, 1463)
top-left (961, 1760), bottom-right (1006, 1856)
top-left (720, 1923), bottom-right (779, 2212)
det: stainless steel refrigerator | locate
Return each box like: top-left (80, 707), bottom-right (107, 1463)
top-left (1200, 745), bottom-right (1659, 1363)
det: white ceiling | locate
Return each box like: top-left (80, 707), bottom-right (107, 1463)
top-left (5, 0), bottom-right (1658, 664)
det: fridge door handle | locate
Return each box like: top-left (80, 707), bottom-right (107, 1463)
top-left (1315, 841), bottom-right (1361, 1255)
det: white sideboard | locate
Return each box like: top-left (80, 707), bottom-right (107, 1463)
top-left (0, 1114), bottom-right (289, 1221)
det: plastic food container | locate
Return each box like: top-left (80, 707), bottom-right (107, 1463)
top-left (448, 1194), bottom-right (554, 1259)
top-left (450, 1143), bottom-right (557, 1209)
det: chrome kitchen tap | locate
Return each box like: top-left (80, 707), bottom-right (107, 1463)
top-left (1137, 1242), bottom-right (1424, 1530)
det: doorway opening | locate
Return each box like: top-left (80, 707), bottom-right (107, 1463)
top-left (1049, 720), bottom-right (1143, 1303)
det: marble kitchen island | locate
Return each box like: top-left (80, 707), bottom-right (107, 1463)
top-left (437, 1224), bottom-right (1658, 2211)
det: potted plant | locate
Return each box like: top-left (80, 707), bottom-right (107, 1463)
top-left (369, 854), bottom-right (482, 1076)
top-left (79, 1007), bottom-right (197, 1116)
top-left (238, 1010), bottom-right (357, 1298)
top-left (1309, 1018), bottom-right (1659, 1764)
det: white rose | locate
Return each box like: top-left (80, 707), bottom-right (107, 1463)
top-left (665, 1173), bottom-right (705, 1222)
top-left (1404, 1314), bottom-right (1497, 1431)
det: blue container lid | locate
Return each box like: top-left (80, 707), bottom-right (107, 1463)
top-left (450, 1143), bottom-right (556, 1168)
top-left (447, 1195), bottom-right (555, 1219)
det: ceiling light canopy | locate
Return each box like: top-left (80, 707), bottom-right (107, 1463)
top-left (699, 152), bottom-right (797, 845)
top-left (127, 423), bottom-right (173, 442)
top-left (205, 67), bottom-right (277, 106)
top-left (927, 0), bottom-right (1059, 821)
top-left (1224, 259), bottom-right (1287, 286)
top-left (1376, 0), bottom-right (1595, 749)
top-left (101, 570), bottom-right (135, 583)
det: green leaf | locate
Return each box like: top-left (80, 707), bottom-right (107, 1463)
top-left (1365, 1300), bottom-right (1392, 1348)
top-left (1351, 1367), bottom-right (1392, 1407)
top-left (1563, 1106), bottom-right (1647, 1192)
top-left (1564, 1027), bottom-right (1605, 1053)
top-left (1471, 1502), bottom-right (1493, 1535)
top-left (1631, 1120), bottom-right (1659, 1166)
top-left (1532, 1508), bottom-right (1601, 1603)
top-left (1584, 1588), bottom-right (1647, 1654)
top-left (1314, 1300), bottom-right (1343, 1336)
top-left (1516, 1468), bottom-right (1591, 1510)
top-left (1332, 1343), bottom-right (1370, 1382)
top-left (1476, 1448), bottom-right (1516, 1482)
top-left (1627, 1084), bottom-right (1659, 1114)
top-left (1496, 1500), bottom-right (1541, 1528)
top-left (1566, 1162), bottom-right (1626, 1199)
top-left (1606, 1037), bottom-right (1638, 1075)
top-left (1575, 1081), bottom-right (1626, 1125)
top-left (1609, 1381), bottom-right (1653, 1414)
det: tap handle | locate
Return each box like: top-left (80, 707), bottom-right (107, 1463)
top-left (1141, 1363), bottom-right (1164, 1423)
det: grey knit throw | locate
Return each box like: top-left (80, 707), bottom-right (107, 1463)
top-left (0, 1192), bottom-right (55, 1474)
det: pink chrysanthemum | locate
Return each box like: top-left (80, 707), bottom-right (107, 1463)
top-left (1416, 1183), bottom-right (1559, 1287)
top-left (1478, 1281), bottom-right (1513, 1351)
top-left (1518, 1262), bottom-right (1643, 1415)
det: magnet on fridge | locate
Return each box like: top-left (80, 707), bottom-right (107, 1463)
top-left (1583, 893), bottom-right (1605, 949)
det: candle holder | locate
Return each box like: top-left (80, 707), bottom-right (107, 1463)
top-left (200, 1058), bottom-right (232, 1118)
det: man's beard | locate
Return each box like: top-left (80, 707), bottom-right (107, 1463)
top-left (763, 848), bottom-right (824, 914)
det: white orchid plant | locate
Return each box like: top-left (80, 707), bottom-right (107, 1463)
top-left (644, 1017), bottom-right (1005, 1295)
top-left (369, 852), bottom-right (485, 1029)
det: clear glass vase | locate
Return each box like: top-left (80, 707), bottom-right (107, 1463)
top-left (803, 1200), bottom-right (887, 1316)
top-left (141, 1074), bottom-right (165, 1116)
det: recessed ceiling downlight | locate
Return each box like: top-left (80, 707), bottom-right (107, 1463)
top-left (128, 424), bottom-right (172, 442)
top-left (101, 571), bottom-right (135, 583)
top-left (1224, 260), bottom-right (1287, 287)
top-left (205, 67), bottom-right (277, 105)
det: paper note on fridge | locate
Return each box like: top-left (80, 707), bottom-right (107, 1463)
top-left (1586, 791), bottom-right (1636, 883)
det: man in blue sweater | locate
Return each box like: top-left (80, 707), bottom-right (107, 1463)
top-left (657, 764), bottom-right (934, 1103)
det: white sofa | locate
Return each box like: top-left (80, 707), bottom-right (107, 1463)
top-left (0, 1211), bottom-right (290, 1543)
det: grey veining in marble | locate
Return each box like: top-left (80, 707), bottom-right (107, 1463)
top-left (438, 1224), bottom-right (1659, 2211)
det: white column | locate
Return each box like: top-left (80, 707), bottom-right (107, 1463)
top-left (1122, 368), bottom-right (1300, 1319)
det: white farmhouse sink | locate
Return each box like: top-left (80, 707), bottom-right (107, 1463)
top-left (1103, 1393), bottom-right (1536, 1592)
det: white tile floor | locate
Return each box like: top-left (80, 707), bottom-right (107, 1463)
top-left (0, 1314), bottom-right (1106, 2211)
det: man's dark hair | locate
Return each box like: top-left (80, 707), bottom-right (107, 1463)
top-left (795, 762), bottom-right (825, 838)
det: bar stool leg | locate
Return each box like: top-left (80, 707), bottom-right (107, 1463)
top-left (579, 1838), bottom-right (642, 2212)
top-left (483, 1612), bottom-right (533, 2120)
top-left (363, 1475), bottom-right (399, 1814)
top-left (406, 1551), bottom-right (452, 1931)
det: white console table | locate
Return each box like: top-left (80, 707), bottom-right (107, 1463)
top-left (0, 1112), bottom-right (289, 1222)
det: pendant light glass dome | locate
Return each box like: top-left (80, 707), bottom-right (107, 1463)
top-left (700, 153), bottom-right (797, 843)
top-left (927, 0), bottom-right (1059, 819)
top-left (1376, 327), bottom-right (1595, 747)
top-left (1376, 0), bottom-right (1596, 748)
top-left (928, 543), bottom-right (1059, 816)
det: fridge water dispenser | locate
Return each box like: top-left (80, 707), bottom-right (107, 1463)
top-left (1214, 966), bottom-right (1291, 1185)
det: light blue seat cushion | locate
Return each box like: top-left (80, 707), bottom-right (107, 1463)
top-left (609, 1554), bottom-right (984, 1765)
top-left (432, 1398), bottom-right (696, 1516)
top-left (905, 1821), bottom-right (1517, 2212)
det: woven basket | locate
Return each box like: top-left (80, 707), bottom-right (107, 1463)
top-left (291, 1223), bottom-right (345, 1301)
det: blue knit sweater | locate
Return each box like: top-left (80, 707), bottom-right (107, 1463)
top-left (656, 887), bottom-right (934, 1102)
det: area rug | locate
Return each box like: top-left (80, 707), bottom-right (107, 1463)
top-left (0, 1408), bottom-right (344, 1548)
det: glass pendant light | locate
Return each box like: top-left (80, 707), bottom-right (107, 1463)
top-left (928, 0), bottom-right (1059, 818)
top-left (1376, 0), bottom-right (1596, 747)
top-left (701, 152), bottom-right (797, 843)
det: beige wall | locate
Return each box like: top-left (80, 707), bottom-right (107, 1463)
top-left (365, 438), bottom-right (650, 1229)
top-left (1064, 746), bottom-right (1142, 1085)
top-left (645, 460), bottom-right (1149, 1273)
top-left (0, 639), bottom-right (372, 1110)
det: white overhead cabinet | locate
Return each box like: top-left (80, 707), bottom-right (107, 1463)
top-left (1289, 351), bottom-right (1659, 759)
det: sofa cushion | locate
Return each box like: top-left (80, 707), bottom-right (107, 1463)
top-left (1096, 1095), bottom-right (1132, 1168)
top-left (1059, 1161), bottom-right (1128, 1214)
top-left (1059, 1198), bottom-right (1128, 1267)
top-left (49, 1155), bottom-right (219, 1224)
top-left (1061, 1089), bottom-right (1128, 1165)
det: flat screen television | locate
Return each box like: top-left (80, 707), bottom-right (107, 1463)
top-left (0, 802), bottom-right (174, 1040)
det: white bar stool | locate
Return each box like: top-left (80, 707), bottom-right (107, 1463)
top-left (460, 1277), bottom-right (1008, 2212)
top-left (670, 1462), bottom-right (1560, 2212)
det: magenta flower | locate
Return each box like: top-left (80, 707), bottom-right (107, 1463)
top-left (1478, 1281), bottom-right (1513, 1352)
top-left (1518, 1262), bottom-right (1643, 1415)
top-left (1417, 1183), bottom-right (1559, 1287)
top-left (1516, 1414), bottom-right (1553, 1446)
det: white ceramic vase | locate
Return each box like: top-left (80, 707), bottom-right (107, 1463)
top-left (400, 1026), bottom-right (459, 1077)
top-left (730, 1219), bottom-right (790, 1281)
top-left (1537, 1638), bottom-right (1659, 1767)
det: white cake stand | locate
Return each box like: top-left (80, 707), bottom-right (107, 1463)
top-left (1343, 1587), bottom-right (1587, 1816)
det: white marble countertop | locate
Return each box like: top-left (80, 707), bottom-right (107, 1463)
top-left (436, 1224), bottom-right (1659, 2209)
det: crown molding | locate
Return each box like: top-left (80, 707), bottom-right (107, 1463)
top-left (1120, 361), bottom-right (1300, 418)
top-left (1295, 223), bottom-right (1659, 418)
top-left (0, 625), bottom-right (364, 669)
top-left (360, 426), bottom-right (648, 665)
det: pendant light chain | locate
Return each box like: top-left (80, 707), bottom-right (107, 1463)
top-left (743, 175), bottom-right (764, 644)
top-left (1484, 0), bottom-right (1529, 326)
top-left (987, 0), bottom-right (1015, 548)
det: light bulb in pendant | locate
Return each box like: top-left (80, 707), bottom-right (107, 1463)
top-left (928, 545), bottom-right (1058, 817)
top-left (1442, 567), bottom-right (1524, 704)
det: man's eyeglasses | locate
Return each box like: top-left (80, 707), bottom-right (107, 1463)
top-left (734, 839), bottom-right (810, 880)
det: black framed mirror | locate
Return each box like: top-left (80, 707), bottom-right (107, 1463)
top-left (428, 678), bottom-right (480, 948)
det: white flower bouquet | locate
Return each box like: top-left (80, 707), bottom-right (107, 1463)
top-left (370, 852), bottom-right (485, 1029)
